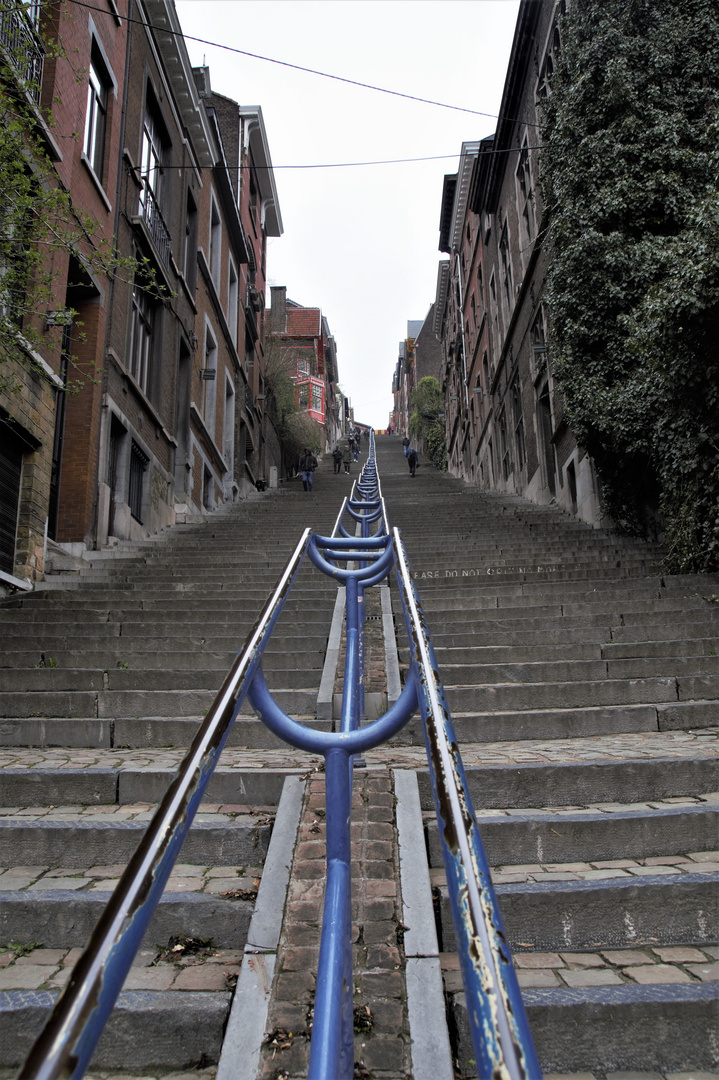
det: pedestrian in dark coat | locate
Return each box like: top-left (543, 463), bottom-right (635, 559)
top-left (407, 446), bottom-right (418, 477)
top-left (332, 447), bottom-right (343, 473)
top-left (299, 448), bottom-right (318, 491)
top-left (402, 436), bottom-right (410, 458)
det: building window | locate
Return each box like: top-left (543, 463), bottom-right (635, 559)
top-left (498, 409), bottom-right (511, 481)
top-left (499, 223), bottom-right (513, 315)
top-left (223, 376), bottom-right (235, 472)
top-left (537, 17), bottom-right (563, 100)
top-left (209, 194), bottom-right (221, 288)
top-left (83, 47), bottom-right (109, 181)
top-left (202, 323), bottom-right (218, 436)
top-left (511, 375), bottom-right (526, 472)
top-left (140, 105), bottom-right (163, 206)
top-left (128, 441), bottom-right (148, 523)
top-left (139, 95), bottom-right (171, 265)
top-left (183, 189), bottom-right (198, 291)
top-left (516, 138), bottom-right (535, 249)
top-left (311, 382), bottom-right (323, 414)
top-left (128, 284), bottom-right (154, 395)
top-left (228, 257), bottom-right (238, 346)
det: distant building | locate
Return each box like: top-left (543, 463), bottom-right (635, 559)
top-left (268, 287), bottom-right (341, 452)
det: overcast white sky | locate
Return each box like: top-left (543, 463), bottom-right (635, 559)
top-left (175, 0), bottom-right (521, 428)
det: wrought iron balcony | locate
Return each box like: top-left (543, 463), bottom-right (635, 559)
top-left (139, 184), bottom-right (171, 268)
top-left (0, 4), bottom-right (44, 105)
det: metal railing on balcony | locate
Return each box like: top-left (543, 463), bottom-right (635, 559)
top-left (0, 3), bottom-right (44, 105)
top-left (139, 184), bottom-right (171, 268)
top-left (19, 434), bottom-right (540, 1080)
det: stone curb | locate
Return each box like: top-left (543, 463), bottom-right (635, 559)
top-left (217, 774), bottom-right (305, 1080)
top-left (395, 769), bottom-right (453, 1080)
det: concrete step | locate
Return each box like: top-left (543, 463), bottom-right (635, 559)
top-left (448, 970), bottom-right (718, 1077)
top-left (0, 685), bottom-right (320, 719)
top-left (436, 869), bottom-right (719, 953)
top-left (0, 989), bottom-right (231, 1071)
top-left (0, 813), bottom-right (273, 866)
top-left (445, 676), bottom-right (679, 713)
top-left (0, 715), bottom-right (331, 748)
top-left (0, 766), bottom-right (297, 807)
top-left (416, 756), bottom-right (719, 808)
top-left (426, 801), bottom-right (718, 868)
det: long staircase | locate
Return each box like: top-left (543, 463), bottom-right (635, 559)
top-left (0, 435), bottom-right (717, 1077)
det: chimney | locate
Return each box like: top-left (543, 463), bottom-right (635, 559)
top-left (269, 286), bottom-right (287, 333)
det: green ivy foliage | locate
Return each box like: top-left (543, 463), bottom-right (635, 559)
top-left (0, 10), bottom-right (162, 396)
top-left (540, 0), bottom-right (719, 571)
top-left (409, 376), bottom-right (447, 469)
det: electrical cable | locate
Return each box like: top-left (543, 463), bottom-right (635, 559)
top-left (132, 146), bottom-right (543, 171)
top-left (65, 0), bottom-right (539, 128)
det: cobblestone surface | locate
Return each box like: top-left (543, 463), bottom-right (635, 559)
top-left (1, 727), bottom-right (715, 771)
top-left (0, 939), bottom-right (245, 992)
top-left (440, 944), bottom-right (719, 991)
top-left (257, 767), bottom-right (410, 1080)
top-left (429, 851), bottom-right (719, 886)
top-left (0, 803), bottom-right (275, 823)
top-left (0, 864), bottom-right (263, 895)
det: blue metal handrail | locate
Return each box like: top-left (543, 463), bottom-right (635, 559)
top-left (19, 434), bottom-right (540, 1080)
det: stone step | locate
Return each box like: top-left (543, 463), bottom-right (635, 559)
top-left (0, 989), bottom-right (231, 1071)
top-left (445, 676), bottom-right (679, 713)
top-left (448, 972), bottom-right (718, 1077)
top-left (0, 715), bottom-right (330, 748)
top-left (0, 813), bottom-right (273, 867)
top-left (0, 684), bottom-right (320, 719)
top-left (426, 655), bottom-right (719, 686)
top-left (426, 802), bottom-right (718, 867)
top-left (0, 649), bottom-right (325, 671)
top-left (0, 668), bottom-right (320, 693)
top-left (416, 756), bottom-right (719, 808)
top-left (0, 766), bottom-right (297, 806)
top-left (435, 870), bottom-right (719, 952)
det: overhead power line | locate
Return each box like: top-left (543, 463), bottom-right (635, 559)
top-left (67, 0), bottom-right (539, 128)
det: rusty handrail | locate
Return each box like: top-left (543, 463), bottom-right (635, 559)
top-left (392, 524), bottom-right (541, 1079)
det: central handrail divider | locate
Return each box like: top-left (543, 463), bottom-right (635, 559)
top-left (19, 434), bottom-right (540, 1080)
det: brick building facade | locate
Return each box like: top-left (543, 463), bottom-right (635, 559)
top-left (0, 0), bottom-right (283, 589)
top-left (433, 0), bottom-right (603, 525)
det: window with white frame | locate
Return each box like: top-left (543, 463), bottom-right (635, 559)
top-left (139, 101), bottom-right (164, 210)
top-left (128, 284), bottom-right (154, 394)
top-left (311, 382), bottom-right (323, 415)
top-left (202, 323), bottom-right (218, 437)
top-left (83, 47), bottom-right (109, 181)
top-left (223, 374), bottom-right (235, 474)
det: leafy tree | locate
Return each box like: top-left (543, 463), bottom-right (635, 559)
top-left (409, 376), bottom-right (446, 469)
top-left (264, 339), bottom-right (323, 468)
top-left (540, 0), bottom-right (719, 571)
